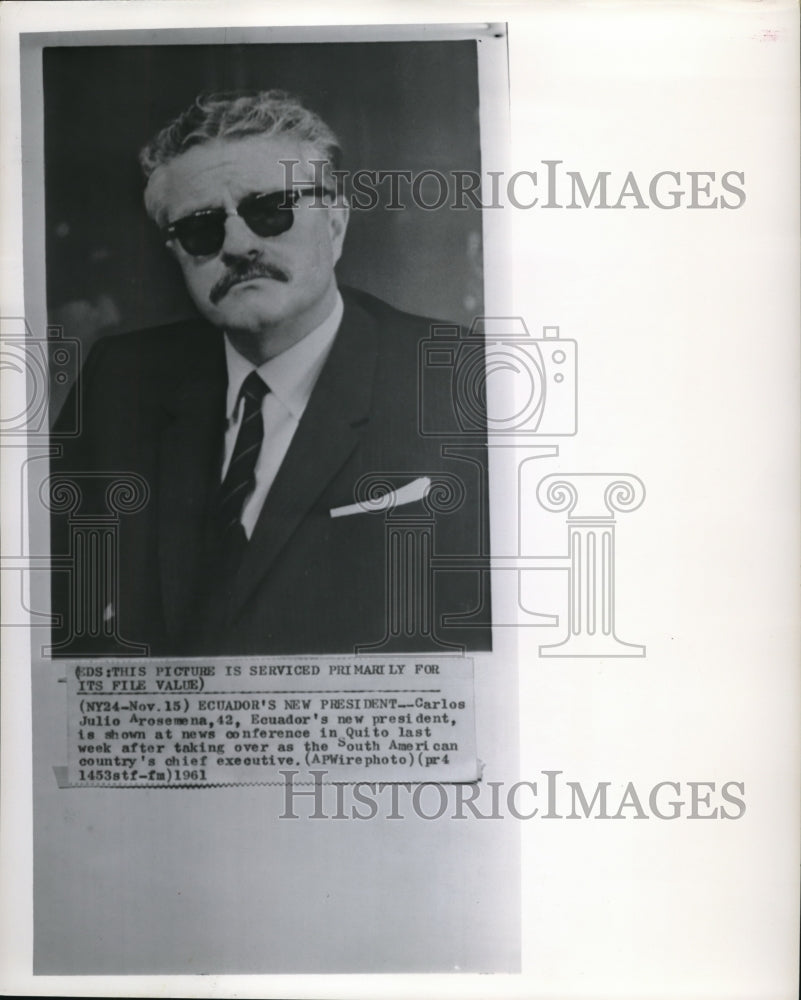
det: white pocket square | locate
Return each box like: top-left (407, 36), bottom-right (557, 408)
top-left (330, 476), bottom-right (431, 518)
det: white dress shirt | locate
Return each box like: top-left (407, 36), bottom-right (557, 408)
top-left (221, 293), bottom-right (343, 538)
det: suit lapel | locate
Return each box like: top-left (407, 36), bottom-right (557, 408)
top-left (157, 331), bottom-right (227, 639)
top-left (223, 295), bottom-right (379, 624)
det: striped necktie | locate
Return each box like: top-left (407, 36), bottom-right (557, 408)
top-left (218, 370), bottom-right (269, 542)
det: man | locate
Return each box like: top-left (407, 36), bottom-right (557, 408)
top-left (50, 90), bottom-right (490, 656)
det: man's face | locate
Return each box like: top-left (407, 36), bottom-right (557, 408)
top-left (146, 135), bottom-right (348, 351)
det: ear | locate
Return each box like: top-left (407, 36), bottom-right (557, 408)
top-left (328, 197), bottom-right (350, 265)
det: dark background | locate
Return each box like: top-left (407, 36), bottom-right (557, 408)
top-left (43, 41), bottom-right (484, 409)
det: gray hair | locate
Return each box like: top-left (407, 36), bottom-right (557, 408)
top-left (140, 89), bottom-right (342, 221)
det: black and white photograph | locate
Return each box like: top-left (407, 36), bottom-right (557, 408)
top-left (1, 3), bottom-right (799, 998)
top-left (43, 37), bottom-right (496, 658)
top-left (15, 21), bottom-right (520, 979)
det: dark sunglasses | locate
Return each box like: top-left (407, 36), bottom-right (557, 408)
top-left (163, 185), bottom-right (330, 257)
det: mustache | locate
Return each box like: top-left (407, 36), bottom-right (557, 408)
top-left (209, 259), bottom-right (290, 305)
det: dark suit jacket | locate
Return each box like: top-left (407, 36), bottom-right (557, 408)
top-left (50, 287), bottom-right (491, 656)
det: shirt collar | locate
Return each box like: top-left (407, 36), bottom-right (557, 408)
top-left (224, 292), bottom-right (343, 422)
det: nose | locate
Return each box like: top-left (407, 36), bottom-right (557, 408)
top-left (219, 212), bottom-right (262, 258)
